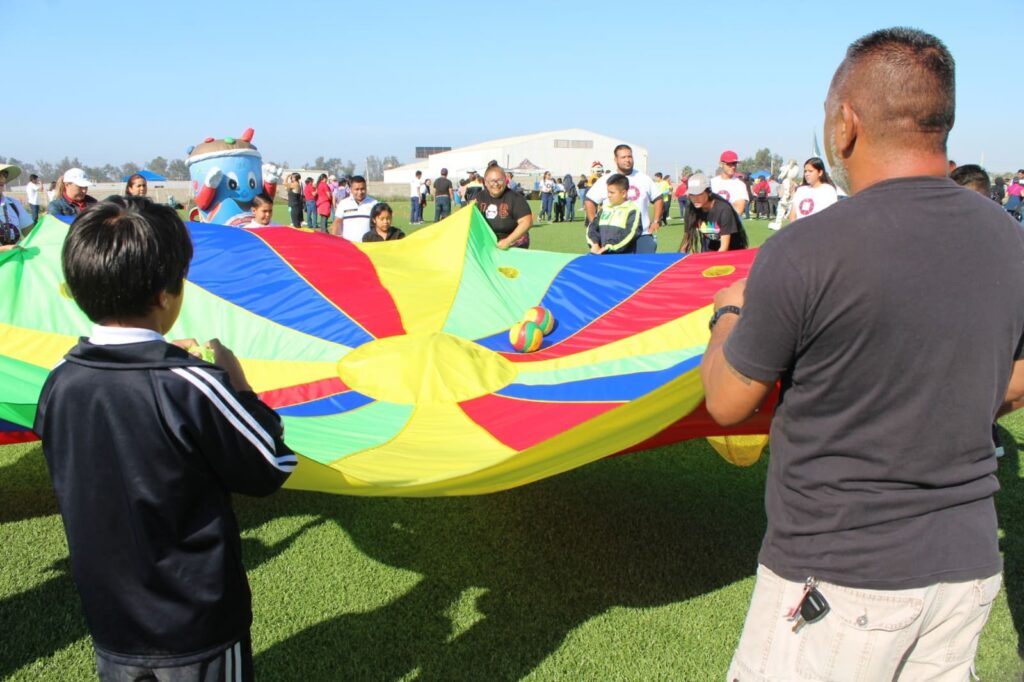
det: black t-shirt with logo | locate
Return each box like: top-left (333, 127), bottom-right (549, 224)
top-left (724, 177), bottom-right (1024, 589)
top-left (475, 189), bottom-right (531, 238)
top-left (433, 177), bottom-right (453, 198)
top-left (690, 194), bottom-right (748, 251)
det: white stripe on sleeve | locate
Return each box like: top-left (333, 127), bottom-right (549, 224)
top-left (234, 641), bottom-right (242, 682)
top-left (185, 367), bottom-right (275, 450)
top-left (171, 368), bottom-right (296, 472)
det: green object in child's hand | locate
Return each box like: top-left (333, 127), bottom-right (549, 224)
top-left (187, 345), bottom-right (216, 364)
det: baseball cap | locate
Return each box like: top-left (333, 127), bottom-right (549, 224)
top-left (686, 172), bottom-right (710, 195)
top-left (719, 150), bottom-right (739, 164)
top-left (0, 164), bottom-right (21, 181)
top-left (63, 168), bottom-right (93, 187)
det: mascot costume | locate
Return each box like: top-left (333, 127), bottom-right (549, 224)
top-left (769, 159), bottom-right (801, 230)
top-left (186, 128), bottom-right (281, 226)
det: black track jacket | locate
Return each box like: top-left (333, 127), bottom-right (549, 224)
top-left (34, 337), bottom-right (296, 665)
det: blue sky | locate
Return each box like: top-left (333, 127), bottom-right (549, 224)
top-left (5, 1), bottom-right (1020, 174)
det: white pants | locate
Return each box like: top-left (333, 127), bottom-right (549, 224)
top-left (727, 564), bottom-right (1001, 682)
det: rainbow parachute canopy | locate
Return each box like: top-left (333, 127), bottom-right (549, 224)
top-left (0, 208), bottom-right (770, 496)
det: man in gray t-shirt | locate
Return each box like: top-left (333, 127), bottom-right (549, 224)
top-left (700, 28), bottom-right (1024, 681)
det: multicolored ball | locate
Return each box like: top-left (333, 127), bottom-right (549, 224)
top-left (509, 321), bottom-right (544, 353)
top-left (522, 306), bottom-right (555, 335)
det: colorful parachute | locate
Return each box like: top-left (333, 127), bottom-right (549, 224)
top-left (0, 209), bottom-right (772, 496)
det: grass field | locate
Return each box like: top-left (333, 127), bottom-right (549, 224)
top-left (3, 204), bottom-right (1023, 680)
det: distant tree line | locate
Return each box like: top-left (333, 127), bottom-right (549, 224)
top-left (0, 153), bottom-right (406, 184)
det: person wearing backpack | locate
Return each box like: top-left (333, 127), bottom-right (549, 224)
top-left (564, 173), bottom-right (578, 221)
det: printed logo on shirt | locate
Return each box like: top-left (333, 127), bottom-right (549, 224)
top-left (482, 201), bottom-right (510, 219)
top-left (719, 189), bottom-right (731, 202)
top-left (628, 185), bottom-right (641, 202)
top-left (698, 220), bottom-right (720, 237)
top-left (799, 198), bottom-right (815, 215)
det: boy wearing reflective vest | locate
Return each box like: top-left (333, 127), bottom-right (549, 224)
top-left (587, 173), bottom-right (641, 254)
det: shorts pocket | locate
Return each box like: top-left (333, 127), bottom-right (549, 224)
top-left (944, 573), bottom-right (1001, 664)
top-left (795, 582), bottom-right (925, 681)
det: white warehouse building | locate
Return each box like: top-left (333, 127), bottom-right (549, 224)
top-left (383, 128), bottom-right (649, 185)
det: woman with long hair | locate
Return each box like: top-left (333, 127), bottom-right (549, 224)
top-left (680, 172), bottom-right (748, 253)
top-left (789, 157), bottom-right (839, 222)
top-left (315, 173), bottom-right (332, 232)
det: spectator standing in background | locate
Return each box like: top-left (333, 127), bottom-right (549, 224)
top-left (674, 172), bottom-right (689, 221)
top-left (409, 170), bottom-right (424, 224)
top-left (302, 177), bottom-right (316, 228)
top-left (285, 173), bottom-right (303, 228)
top-left (48, 168), bottom-right (97, 217)
top-left (711, 150), bottom-right (749, 216)
top-left (433, 168), bottom-right (454, 221)
top-left (26, 173), bottom-right (43, 225)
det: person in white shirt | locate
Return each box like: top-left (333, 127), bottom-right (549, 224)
top-left (409, 170), bottom-right (424, 225)
top-left (584, 145), bottom-right (664, 254)
top-left (331, 175), bottom-right (378, 241)
top-left (25, 173), bottom-right (43, 225)
top-left (789, 157), bottom-right (839, 222)
top-left (710, 150), bottom-right (749, 216)
top-left (0, 164), bottom-right (34, 251)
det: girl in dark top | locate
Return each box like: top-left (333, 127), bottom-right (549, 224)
top-left (680, 172), bottom-right (748, 253)
top-left (362, 203), bottom-right (405, 242)
top-left (285, 173), bottom-right (303, 228)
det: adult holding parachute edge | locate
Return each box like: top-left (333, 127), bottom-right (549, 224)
top-left (701, 27), bottom-right (1024, 681)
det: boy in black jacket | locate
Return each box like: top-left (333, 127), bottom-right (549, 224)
top-left (34, 197), bottom-right (296, 681)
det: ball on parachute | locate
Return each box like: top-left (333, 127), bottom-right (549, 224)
top-left (509, 321), bottom-right (544, 353)
top-left (522, 306), bottom-right (555, 335)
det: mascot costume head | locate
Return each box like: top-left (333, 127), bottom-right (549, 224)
top-left (186, 128), bottom-right (280, 226)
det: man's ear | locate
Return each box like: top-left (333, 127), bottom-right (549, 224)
top-left (155, 290), bottom-right (172, 310)
top-left (836, 102), bottom-right (859, 158)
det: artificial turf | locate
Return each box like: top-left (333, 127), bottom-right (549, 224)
top-left (3, 204), bottom-right (1022, 680)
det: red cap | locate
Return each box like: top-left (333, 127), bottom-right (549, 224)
top-left (719, 150), bottom-right (739, 163)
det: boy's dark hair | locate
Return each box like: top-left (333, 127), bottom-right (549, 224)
top-left (30, 174), bottom-right (39, 182)
top-left (349, 175), bottom-right (367, 186)
top-left (950, 164), bottom-right (991, 195)
top-left (62, 197), bottom-right (193, 323)
top-left (607, 173), bottom-right (630, 192)
top-left (251, 192), bottom-right (274, 208)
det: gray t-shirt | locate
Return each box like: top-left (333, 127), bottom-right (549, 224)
top-left (725, 176), bottom-right (1024, 589)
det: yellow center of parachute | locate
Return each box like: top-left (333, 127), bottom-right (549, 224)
top-left (336, 332), bottom-right (516, 405)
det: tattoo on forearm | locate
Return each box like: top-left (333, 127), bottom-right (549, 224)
top-left (726, 360), bottom-right (753, 385)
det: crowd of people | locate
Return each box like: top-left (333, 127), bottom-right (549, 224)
top-left (7, 153), bottom-right (1023, 256)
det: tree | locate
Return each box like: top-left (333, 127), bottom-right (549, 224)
top-left (35, 160), bottom-right (56, 182)
top-left (147, 156), bottom-right (169, 178)
top-left (365, 156), bottom-right (383, 181)
top-left (166, 159), bottom-right (189, 181)
top-left (738, 148), bottom-right (783, 175)
top-left (382, 155), bottom-right (400, 171)
top-left (680, 165), bottom-right (693, 178)
top-left (338, 160), bottom-right (356, 177)
top-left (120, 161), bottom-right (140, 179)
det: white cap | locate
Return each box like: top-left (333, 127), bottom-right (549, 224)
top-left (62, 168), bottom-right (93, 187)
top-left (686, 172), bottom-right (710, 195)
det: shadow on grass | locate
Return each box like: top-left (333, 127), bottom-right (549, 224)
top-left (245, 445), bottom-right (767, 681)
top-left (995, 425), bottom-right (1024, 657)
top-left (0, 558), bottom-right (86, 679)
top-left (0, 443), bottom-right (57, 525)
